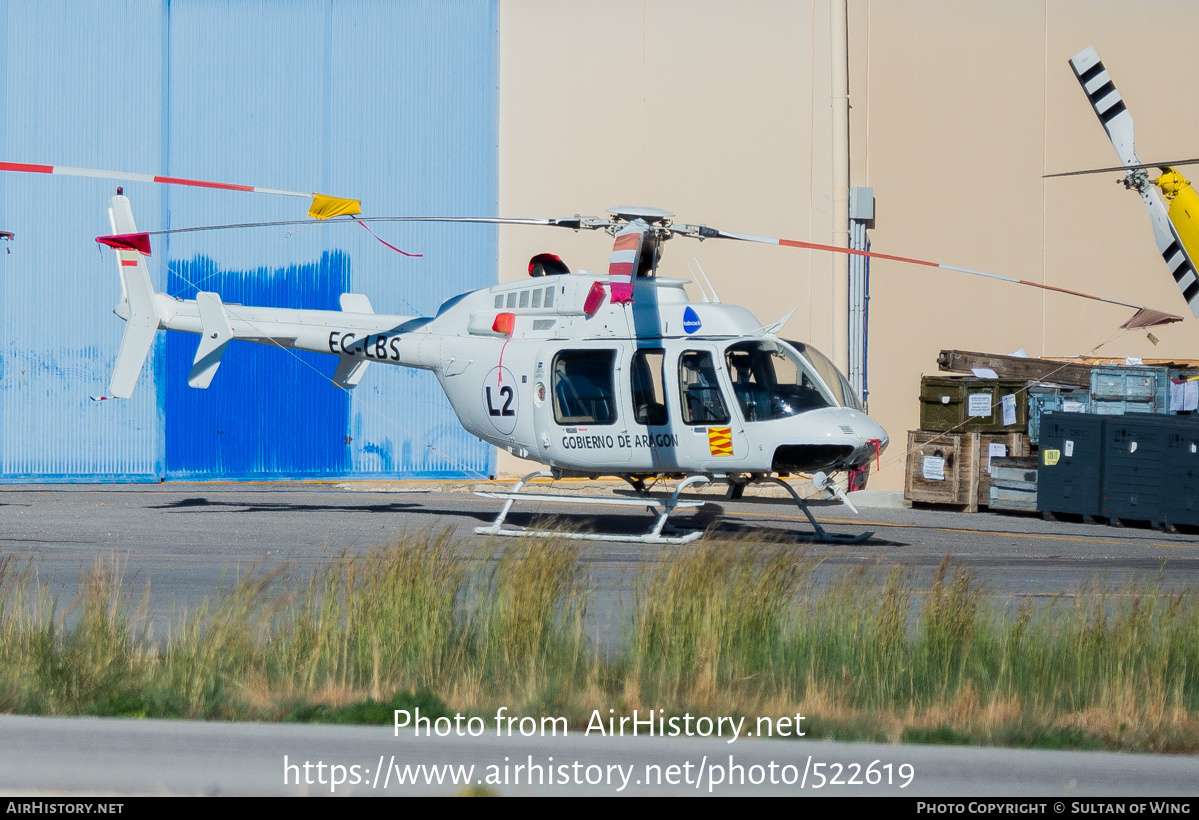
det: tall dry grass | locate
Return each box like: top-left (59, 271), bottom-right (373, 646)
top-left (0, 532), bottom-right (1194, 751)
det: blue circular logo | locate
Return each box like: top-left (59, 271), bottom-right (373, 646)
top-left (682, 306), bottom-right (702, 334)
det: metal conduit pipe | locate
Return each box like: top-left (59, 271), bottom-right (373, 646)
top-left (830, 0), bottom-right (851, 373)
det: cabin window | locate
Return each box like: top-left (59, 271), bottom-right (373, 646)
top-left (494, 294), bottom-right (503, 309)
top-left (543, 286), bottom-right (555, 308)
top-left (531, 289), bottom-right (542, 308)
top-left (631, 349), bottom-right (667, 426)
top-left (552, 349), bottom-right (617, 425)
top-left (678, 350), bottom-right (730, 424)
top-left (725, 340), bottom-right (834, 420)
top-left (506, 292), bottom-right (517, 309)
top-left (519, 290), bottom-right (530, 308)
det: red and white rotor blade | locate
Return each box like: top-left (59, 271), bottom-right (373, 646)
top-left (0, 161), bottom-right (361, 219)
top-left (0, 161), bottom-right (310, 198)
top-left (693, 225), bottom-right (1181, 320)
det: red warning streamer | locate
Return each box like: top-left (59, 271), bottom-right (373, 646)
top-left (357, 220), bottom-right (422, 257)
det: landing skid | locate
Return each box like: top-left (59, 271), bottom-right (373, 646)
top-left (475, 472), bottom-right (711, 544)
top-left (747, 477), bottom-right (874, 544)
top-left (474, 472), bottom-right (873, 545)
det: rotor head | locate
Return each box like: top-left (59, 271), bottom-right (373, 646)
top-left (607, 206), bottom-right (674, 225)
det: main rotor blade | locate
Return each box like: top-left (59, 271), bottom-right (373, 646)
top-left (676, 223), bottom-right (1179, 319)
top-left (1044, 158), bottom-right (1199, 179)
top-left (98, 214), bottom-right (607, 240)
top-left (1070, 46), bottom-right (1140, 170)
top-left (0, 161), bottom-right (315, 197)
top-left (96, 214), bottom-right (611, 259)
top-left (0, 161), bottom-right (360, 219)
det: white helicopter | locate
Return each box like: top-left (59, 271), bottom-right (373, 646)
top-left (97, 191), bottom-right (888, 545)
top-left (6, 159), bottom-right (1175, 545)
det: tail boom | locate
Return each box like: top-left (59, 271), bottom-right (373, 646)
top-left (104, 194), bottom-right (429, 397)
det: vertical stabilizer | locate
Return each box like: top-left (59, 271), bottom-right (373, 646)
top-left (107, 195), bottom-right (163, 398)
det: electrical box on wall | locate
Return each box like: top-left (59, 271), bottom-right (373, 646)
top-left (850, 186), bottom-right (874, 221)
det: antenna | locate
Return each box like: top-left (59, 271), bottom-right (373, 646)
top-left (686, 262), bottom-right (711, 302)
top-left (692, 258), bottom-right (721, 303)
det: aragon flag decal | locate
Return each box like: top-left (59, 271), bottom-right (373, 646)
top-left (708, 427), bottom-right (733, 456)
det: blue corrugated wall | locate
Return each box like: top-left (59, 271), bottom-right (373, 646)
top-left (165, 253), bottom-right (352, 478)
top-left (0, 0), bottom-right (497, 481)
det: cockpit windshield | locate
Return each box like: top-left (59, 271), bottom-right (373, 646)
top-left (723, 340), bottom-right (836, 421)
top-left (785, 340), bottom-right (864, 411)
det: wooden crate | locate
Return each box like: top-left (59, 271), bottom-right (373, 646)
top-left (904, 430), bottom-right (979, 511)
top-left (989, 485), bottom-right (1038, 512)
top-left (918, 376), bottom-right (1030, 433)
top-left (988, 454), bottom-right (1039, 512)
top-left (990, 456), bottom-right (1039, 491)
top-left (977, 432), bottom-right (1031, 505)
top-left (904, 430), bottom-right (1030, 513)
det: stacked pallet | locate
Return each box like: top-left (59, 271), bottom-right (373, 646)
top-left (903, 350), bottom-right (1199, 516)
top-left (903, 376), bottom-right (1030, 513)
top-left (988, 456), bottom-right (1038, 511)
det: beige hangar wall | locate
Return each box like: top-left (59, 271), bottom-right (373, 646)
top-left (497, 0), bottom-right (1199, 491)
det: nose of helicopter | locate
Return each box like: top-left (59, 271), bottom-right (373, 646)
top-left (768, 406), bottom-right (889, 475)
top-left (833, 407), bottom-right (889, 465)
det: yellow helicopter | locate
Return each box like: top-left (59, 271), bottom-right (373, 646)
top-left (1049, 46), bottom-right (1199, 318)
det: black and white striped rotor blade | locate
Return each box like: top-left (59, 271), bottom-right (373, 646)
top-left (1138, 186), bottom-right (1199, 317)
top-left (1070, 46), bottom-right (1140, 168)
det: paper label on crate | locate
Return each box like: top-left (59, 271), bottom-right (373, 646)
top-left (1171, 379), bottom-right (1184, 412)
top-left (1043, 449), bottom-right (1060, 466)
top-left (1062, 400), bottom-right (1086, 413)
top-left (922, 456), bottom-right (945, 481)
top-left (1064, 440), bottom-right (1074, 457)
top-left (1186, 380), bottom-right (1198, 412)
top-left (971, 368), bottom-right (998, 379)
top-left (968, 393), bottom-right (992, 417)
top-left (1001, 393), bottom-right (1017, 426)
top-left (1125, 356), bottom-right (1144, 366)
top-left (987, 442), bottom-right (1006, 474)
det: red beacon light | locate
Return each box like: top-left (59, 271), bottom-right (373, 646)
top-left (582, 282), bottom-right (606, 316)
top-left (491, 312), bottom-right (516, 335)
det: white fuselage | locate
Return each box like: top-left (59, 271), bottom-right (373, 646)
top-left (134, 270), bottom-right (888, 479)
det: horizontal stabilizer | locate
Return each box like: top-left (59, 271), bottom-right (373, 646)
top-left (332, 357), bottom-right (370, 389)
top-left (339, 293), bottom-right (375, 313)
top-left (189, 292), bottom-right (234, 388)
